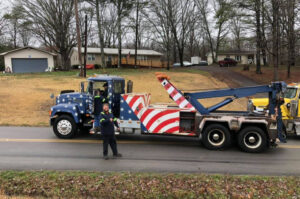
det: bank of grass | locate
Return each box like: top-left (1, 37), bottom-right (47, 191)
top-left (0, 171), bottom-right (298, 199)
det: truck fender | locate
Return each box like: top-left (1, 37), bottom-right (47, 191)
top-left (50, 104), bottom-right (81, 124)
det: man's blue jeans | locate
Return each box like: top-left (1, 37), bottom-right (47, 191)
top-left (94, 114), bottom-right (101, 128)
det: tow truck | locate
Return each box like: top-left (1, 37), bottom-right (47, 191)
top-left (249, 83), bottom-right (300, 137)
top-left (50, 73), bottom-right (286, 153)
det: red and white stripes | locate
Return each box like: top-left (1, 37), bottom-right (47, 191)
top-left (122, 94), bottom-right (180, 134)
top-left (159, 79), bottom-right (195, 111)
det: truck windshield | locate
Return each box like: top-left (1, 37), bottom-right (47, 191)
top-left (284, 88), bottom-right (297, 98)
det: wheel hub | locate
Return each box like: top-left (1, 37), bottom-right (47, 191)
top-left (213, 133), bottom-right (220, 141)
top-left (57, 120), bottom-right (72, 135)
top-left (208, 129), bottom-right (225, 147)
top-left (243, 131), bottom-right (262, 149)
top-left (248, 136), bottom-right (256, 144)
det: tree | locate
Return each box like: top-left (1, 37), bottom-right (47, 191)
top-left (22, 0), bottom-right (76, 69)
top-left (195, 0), bottom-right (216, 63)
top-left (271, 0), bottom-right (280, 81)
top-left (286, 0), bottom-right (296, 78)
top-left (3, 4), bottom-right (24, 48)
top-left (145, 0), bottom-right (173, 70)
top-left (110, 0), bottom-right (134, 68)
top-left (213, 0), bottom-right (231, 62)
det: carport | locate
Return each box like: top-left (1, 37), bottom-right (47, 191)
top-left (0, 46), bottom-right (56, 73)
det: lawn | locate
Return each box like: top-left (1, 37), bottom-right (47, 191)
top-left (0, 68), bottom-right (247, 126)
top-left (0, 171), bottom-right (298, 198)
top-left (230, 65), bottom-right (300, 84)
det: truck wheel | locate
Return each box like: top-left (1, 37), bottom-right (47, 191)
top-left (237, 126), bottom-right (267, 153)
top-left (202, 124), bottom-right (231, 150)
top-left (53, 115), bottom-right (77, 139)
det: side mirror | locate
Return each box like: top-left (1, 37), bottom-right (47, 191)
top-left (80, 82), bottom-right (85, 93)
top-left (289, 100), bottom-right (298, 118)
top-left (127, 80), bottom-right (133, 93)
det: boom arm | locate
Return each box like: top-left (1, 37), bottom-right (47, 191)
top-left (185, 83), bottom-right (286, 115)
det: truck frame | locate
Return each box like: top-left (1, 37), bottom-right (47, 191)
top-left (50, 73), bottom-right (286, 153)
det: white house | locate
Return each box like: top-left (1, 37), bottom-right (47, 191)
top-left (70, 47), bottom-right (164, 67)
top-left (207, 50), bottom-right (265, 65)
top-left (0, 46), bottom-right (56, 73)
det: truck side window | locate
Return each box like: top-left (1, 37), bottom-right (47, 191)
top-left (114, 81), bottom-right (123, 94)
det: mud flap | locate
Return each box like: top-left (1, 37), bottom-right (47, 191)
top-left (294, 122), bottom-right (300, 136)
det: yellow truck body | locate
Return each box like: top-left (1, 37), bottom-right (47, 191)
top-left (250, 83), bottom-right (300, 135)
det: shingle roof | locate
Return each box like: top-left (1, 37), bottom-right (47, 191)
top-left (0, 46), bottom-right (57, 56)
top-left (73, 47), bottom-right (163, 56)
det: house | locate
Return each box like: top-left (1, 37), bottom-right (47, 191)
top-left (70, 47), bottom-right (165, 68)
top-left (207, 50), bottom-right (265, 65)
top-left (0, 46), bottom-right (56, 73)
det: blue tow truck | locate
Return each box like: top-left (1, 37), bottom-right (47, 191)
top-left (50, 74), bottom-right (286, 153)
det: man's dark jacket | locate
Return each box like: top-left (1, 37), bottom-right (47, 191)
top-left (100, 111), bottom-right (119, 135)
top-left (94, 95), bottom-right (107, 115)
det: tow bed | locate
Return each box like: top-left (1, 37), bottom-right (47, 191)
top-left (118, 73), bottom-right (286, 153)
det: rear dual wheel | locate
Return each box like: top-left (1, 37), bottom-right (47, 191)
top-left (237, 126), bottom-right (267, 153)
top-left (202, 124), bottom-right (231, 150)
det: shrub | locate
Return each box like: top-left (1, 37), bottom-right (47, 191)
top-left (94, 64), bottom-right (101, 69)
top-left (72, 65), bottom-right (80, 69)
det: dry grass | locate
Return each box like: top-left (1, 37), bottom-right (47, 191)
top-left (0, 69), bottom-right (246, 126)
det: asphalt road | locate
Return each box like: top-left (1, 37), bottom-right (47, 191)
top-left (0, 126), bottom-right (300, 175)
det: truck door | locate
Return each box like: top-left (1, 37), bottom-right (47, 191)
top-left (112, 80), bottom-right (125, 117)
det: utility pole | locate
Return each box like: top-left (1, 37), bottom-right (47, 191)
top-left (75, 0), bottom-right (83, 76)
top-left (83, 15), bottom-right (88, 78)
top-left (134, 0), bottom-right (139, 69)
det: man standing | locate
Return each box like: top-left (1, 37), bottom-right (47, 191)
top-left (91, 89), bottom-right (107, 134)
top-left (100, 103), bottom-right (122, 160)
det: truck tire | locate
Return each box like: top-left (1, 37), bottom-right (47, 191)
top-left (237, 126), bottom-right (267, 153)
top-left (53, 115), bottom-right (77, 139)
top-left (202, 124), bottom-right (231, 150)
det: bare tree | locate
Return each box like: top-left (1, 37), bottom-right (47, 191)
top-left (271, 0), bottom-right (280, 81)
top-left (144, 0), bottom-right (172, 69)
top-left (286, 0), bottom-right (296, 78)
top-left (195, 0), bottom-right (216, 63)
top-left (22, 0), bottom-right (76, 69)
top-left (110, 0), bottom-right (134, 68)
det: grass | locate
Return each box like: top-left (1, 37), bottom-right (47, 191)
top-left (0, 171), bottom-right (298, 198)
top-left (0, 68), bottom-right (247, 126)
top-left (230, 65), bottom-right (300, 84)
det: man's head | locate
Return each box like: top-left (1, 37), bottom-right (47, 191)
top-left (95, 89), bottom-right (101, 96)
top-left (103, 103), bottom-right (109, 112)
top-left (103, 82), bottom-right (108, 90)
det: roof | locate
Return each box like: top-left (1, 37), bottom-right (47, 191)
top-left (88, 75), bottom-right (125, 81)
top-left (0, 46), bottom-right (57, 56)
top-left (73, 47), bottom-right (163, 56)
top-left (217, 50), bottom-right (255, 55)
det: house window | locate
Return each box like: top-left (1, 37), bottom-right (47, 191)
top-left (235, 55), bottom-right (241, 62)
top-left (87, 54), bottom-right (95, 61)
top-left (137, 56), bottom-right (148, 60)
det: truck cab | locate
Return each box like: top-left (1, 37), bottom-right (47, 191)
top-left (249, 83), bottom-right (300, 135)
top-left (50, 75), bottom-right (125, 138)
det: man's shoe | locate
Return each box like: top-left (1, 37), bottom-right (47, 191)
top-left (103, 156), bottom-right (109, 160)
top-left (113, 153), bottom-right (122, 158)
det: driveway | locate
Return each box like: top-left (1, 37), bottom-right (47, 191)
top-left (193, 65), bottom-right (259, 87)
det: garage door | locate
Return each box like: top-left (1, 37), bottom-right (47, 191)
top-left (12, 58), bottom-right (48, 73)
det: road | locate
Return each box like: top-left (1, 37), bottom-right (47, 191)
top-left (0, 126), bottom-right (300, 175)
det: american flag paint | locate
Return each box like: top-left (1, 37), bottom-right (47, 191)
top-left (122, 94), bottom-right (195, 136)
top-left (157, 77), bottom-right (196, 111)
